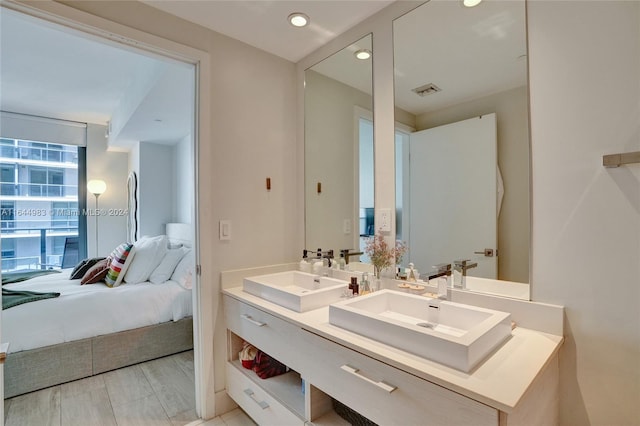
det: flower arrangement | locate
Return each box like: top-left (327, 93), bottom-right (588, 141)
top-left (365, 230), bottom-right (407, 279)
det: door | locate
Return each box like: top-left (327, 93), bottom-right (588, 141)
top-left (408, 114), bottom-right (497, 278)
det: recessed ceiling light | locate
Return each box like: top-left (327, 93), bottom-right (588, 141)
top-left (463, 0), bottom-right (482, 7)
top-left (288, 13), bottom-right (309, 28)
top-left (354, 49), bottom-right (372, 60)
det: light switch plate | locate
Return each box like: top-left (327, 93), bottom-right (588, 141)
top-left (378, 208), bottom-right (391, 232)
top-left (219, 220), bottom-right (231, 241)
top-left (343, 219), bottom-right (351, 235)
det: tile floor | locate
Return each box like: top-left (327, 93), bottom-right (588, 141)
top-left (3, 351), bottom-right (256, 426)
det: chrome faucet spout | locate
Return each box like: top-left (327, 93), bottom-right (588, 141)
top-left (426, 263), bottom-right (452, 281)
top-left (303, 248), bottom-right (334, 267)
top-left (340, 249), bottom-right (364, 265)
top-left (453, 259), bottom-right (477, 289)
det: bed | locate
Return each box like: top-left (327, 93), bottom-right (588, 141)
top-left (2, 223), bottom-right (195, 398)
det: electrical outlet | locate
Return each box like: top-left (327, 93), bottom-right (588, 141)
top-left (343, 219), bottom-right (351, 235)
top-left (378, 208), bottom-right (391, 232)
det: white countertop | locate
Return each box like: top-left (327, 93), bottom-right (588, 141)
top-left (223, 286), bottom-right (563, 413)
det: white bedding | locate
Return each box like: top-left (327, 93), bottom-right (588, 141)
top-left (2, 269), bottom-right (192, 353)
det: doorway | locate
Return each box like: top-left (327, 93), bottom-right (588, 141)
top-left (0, 2), bottom-right (210, 421)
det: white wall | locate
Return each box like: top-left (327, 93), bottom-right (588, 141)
top-left (86, 123), bottom-right (128, 257)
top-left (130, 139), bottom-right (189, 239)
top-left (137, 142), bottom-right (174, 237)
top-left (528, 2), bottom-right (639, 425)
top-left (305, 70), bottom-right (373, 252)
top-left (174, 134), bottom-right (193, 224)
top-left (53, 1), bottom-right (300, 418)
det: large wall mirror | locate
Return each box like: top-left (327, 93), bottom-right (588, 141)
top-left (305, 34), bottom-right (373, 256)
top-left (393, 0), bottom-right (531, 299)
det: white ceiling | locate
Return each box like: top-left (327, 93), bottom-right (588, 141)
top-left (0, 0), bottom-right (526, 148)
top-left (0, 1), bottom-right (394, 148)
top-left (306, 0), bottom-right (527, 116)
top-left (0, 9), bottom-right (194, 147)
top-left (393, 0), bottom-right (527, 115)
top-left (142, 0), bottom-right (395, 63)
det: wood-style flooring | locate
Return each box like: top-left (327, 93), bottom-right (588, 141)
top-left (4, 351), bottom-right (256, 426)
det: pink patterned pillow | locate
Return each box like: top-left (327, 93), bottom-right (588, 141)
top-left (105, 243), bottom-right (135, 287)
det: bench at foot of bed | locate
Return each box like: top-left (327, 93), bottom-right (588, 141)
top-left (4, 317), bottom-right (193, 399)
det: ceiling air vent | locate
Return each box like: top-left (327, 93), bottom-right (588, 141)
top-left (412, 83), bottom-right (441, 97)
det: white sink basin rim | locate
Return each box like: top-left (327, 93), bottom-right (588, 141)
top-left (243, 271), bottom-right (347, 312)
top-left (329, 290), bottom-right (512, 372)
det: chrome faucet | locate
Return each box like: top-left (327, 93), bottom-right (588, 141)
top-left (453, 259), bottom-right (477, 289)
top-left (428, 263), bottom-right (452, 299)
top-left (340, 249), bottom-right (364, 265)
top-left (303, 249), bottom-right (334, 267)
top-left (425, 263), bottom-right (452, 282)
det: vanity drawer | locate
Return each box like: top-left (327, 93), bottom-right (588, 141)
top-left (299, 330), bottom-right (498, 426)
top-left (226, 362), bottom-right (304, 426)
top-left (224, 295), bottom-right (303, 371)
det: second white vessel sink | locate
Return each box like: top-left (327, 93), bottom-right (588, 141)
top-left (329, 289), bottom-right (512, 372)
top-left (243, 271), bottom-right (347, 312)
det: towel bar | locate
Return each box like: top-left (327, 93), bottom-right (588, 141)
top-left (603, 151), bottom-right (640, 167)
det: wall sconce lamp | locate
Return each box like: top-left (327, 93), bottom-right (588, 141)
top-left (87, 179), bottom-right (107, 255)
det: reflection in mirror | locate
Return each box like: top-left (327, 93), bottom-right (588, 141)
top-left (393, 0), bottom-right (530, 299)
top-left (305, 34), bottom-right (373, 261)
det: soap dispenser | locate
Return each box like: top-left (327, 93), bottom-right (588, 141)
top-left (338, 252), bottom-right (346, 270)
top-left (299, 251), bottom-right (311, 273)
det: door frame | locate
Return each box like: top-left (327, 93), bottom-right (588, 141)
top-left (0, 0), bottom-right (214, 418)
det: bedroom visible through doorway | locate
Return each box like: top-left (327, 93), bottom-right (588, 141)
top-left (0, 5), bottom-right (200, 423)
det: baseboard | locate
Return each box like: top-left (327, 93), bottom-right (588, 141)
top-left (215, 389), bottom-right (238, 417)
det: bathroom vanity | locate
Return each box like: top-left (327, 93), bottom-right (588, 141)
top-left (222, 268), bottom-right (563, 426)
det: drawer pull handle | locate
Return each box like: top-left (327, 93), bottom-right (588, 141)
top-left (340, 364), bottom-right (397, 393)
top-left (241, 314), bottom-right (266, 327)
top-left (244, 388), bottom-right (269, 409)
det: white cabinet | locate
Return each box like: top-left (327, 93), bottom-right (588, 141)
top-left (225, 295), bottom-right (305, 372)
top-left (297, 329), bottom-right (498, 426)
top-left (223, 293), bottom-right (558, 426)
top-left (226, 361), bottom-right (304, 426)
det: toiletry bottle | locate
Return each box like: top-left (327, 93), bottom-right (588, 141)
top-left (299, 258), bottom-right (310, 273)
top-left (361, 272), bottom-right (371, 294)
top-left (350, 276), bottom-right (359, 295)
top-left (338, 252), bottom-right (346, 270)
top-left (408, 263), bottom-right (417, 282)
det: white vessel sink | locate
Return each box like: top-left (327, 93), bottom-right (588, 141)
top-left (243, 271), bottom-right (347, 312)
top-left (329, 290), bottom-right (512, 372)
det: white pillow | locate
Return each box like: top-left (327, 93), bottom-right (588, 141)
top-left (171, 250), bottom-right (195, 289)
top-left (124, 235), bottom-right (168, 284)
top-left (149, 246), bottom-right (189, 284)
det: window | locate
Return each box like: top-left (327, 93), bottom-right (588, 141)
top-left (28, 167), bottom-right (46, 196)
top-left (46, 144), bottom-right (63, 162)
top-left (1, 200), bottom-right (15, 230)
top-left (0, 138), bottom-right (16, 159)
top-left (48, 169), bottom-right (64, 196)
top-left (0, 137), bottom-right (85, 271)
top-left (1, 238), bottom-right (17, 271)
top-left (51, 201), bottom-right (79, 229)
top-left (1, 163), bottom-right (15, 196)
